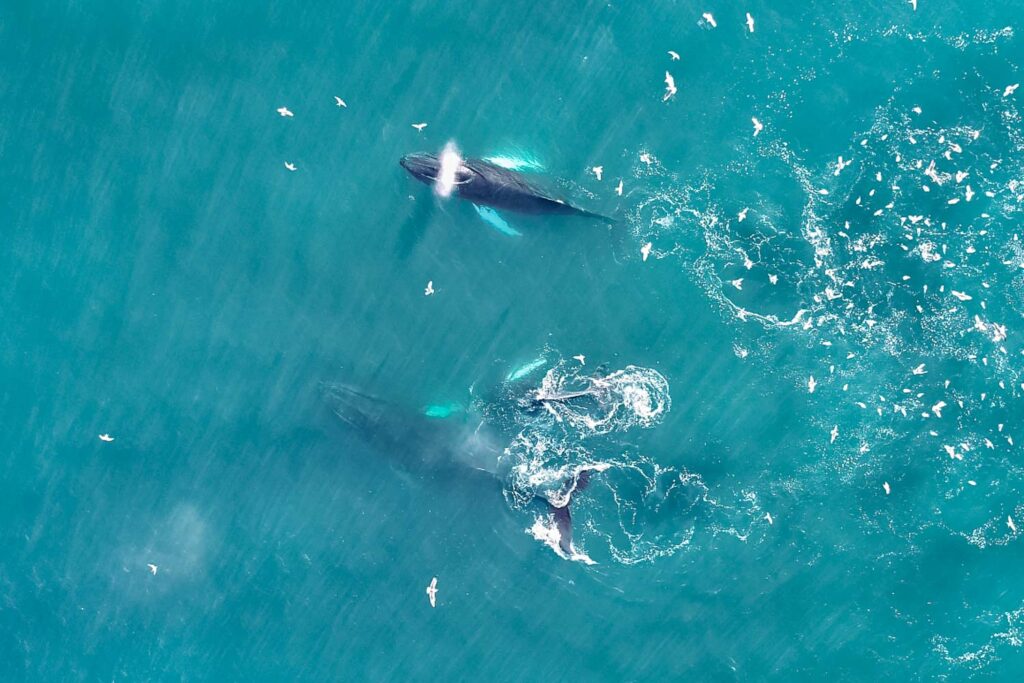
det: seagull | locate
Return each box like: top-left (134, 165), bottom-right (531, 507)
top-left (764, 512), bottom-right (773, 525)
top-left (424, 280), bottom-right (435, 296)
top-left (738, 207), bottom-right (749, 221)
top-left (909, 0), bottom-right (917, 10)
top-left (1009, 516), bottom-right (1018, 533)
top-left (639, 152), bottom-right (652, 165)
top-left (641, 242), bottom-right (652, 262)
top-left (284, 162), bottom-right (297, 171)
top-left (702, 12), bottom-right (717, 28)
top-left (276, 106), bottom-right (293, 117)
top-left (334, 96), bottom-right (347, 107)
top-left (752, 117), bottom-right (763, 136)
top-left (883, 482), bottom-right (891, 495)
top-left (147, 563), bottom-right (158, 575)
top-left (412, 123), bottom-right (428, 132)
top-left (830, 425), bottom-right (839, 443)
top-left (769, 274), bottom-right (778, 284)
top-left (746, 12), bottom-right (755, 33)
top-left (592, 166), bottom-right (603, 181)
top-left (98, 434), bottom-right (114, 442)
top-left (1004, 84), bottom-right (1020, 97)
top-left (730, 278), bottom-right (743, 290)
top-left (663, 72), bottom-right (677, 101)
top-left (668, 51), bottom-right (680, 61)
top-left (573, 354), bottom-right (586, 365)
top-left (931, 401), bottom-right (946, 417)
top-left (808, 375), bottom-right (817, 394)
top-left (615, 180), bottom-right (623, 196)
top-left (833, 156), bottom-right (852, 176)
top-left (426, 577), bottom-right (438, 607)
top-left (912, 106), bottom-right (922, 114)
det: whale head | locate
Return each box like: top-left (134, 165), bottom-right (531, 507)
top-left (400, 153), bottom-right (441, 185)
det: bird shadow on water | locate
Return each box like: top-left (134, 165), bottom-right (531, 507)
top-left (393, 194), bottom-right (437, 260)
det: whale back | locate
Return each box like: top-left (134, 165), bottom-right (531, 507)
top-left (458, 159), bottom-right (604, 219)
top-left (324, 383), bottom-right (503, 475)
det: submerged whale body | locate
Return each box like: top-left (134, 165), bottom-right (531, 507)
top-left (325, 382), bottom-right (593, 556)
top-left (400, 153), bottom-right (615, 223)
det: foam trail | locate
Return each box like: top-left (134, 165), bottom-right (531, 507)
top-left (435, 141), bottom-right (462, 198)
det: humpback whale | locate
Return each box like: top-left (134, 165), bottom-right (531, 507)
top-left (325, 382), bottom-right (592, 556)
top-left (400, 153), bottom-right (615, 224)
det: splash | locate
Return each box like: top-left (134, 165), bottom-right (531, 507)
top-left (434, 141), bottom-right (462, 198)
top-left (527, 362), bottom-right (671, 435)
top-left (481, 355), bottom-right (760, 564)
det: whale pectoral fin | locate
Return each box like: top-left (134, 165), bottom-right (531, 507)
top-left (473, 205), bottom-right (522, 237)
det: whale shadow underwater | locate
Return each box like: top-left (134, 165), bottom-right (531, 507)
top-left (400, 153), bottom-right (616, 227)
top-left (323, 382), bottom-right (596, 556)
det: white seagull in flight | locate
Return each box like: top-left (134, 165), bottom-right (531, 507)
top-left (668, 51), bottom-right (680, 61)
top-left (98, 434), bottom-right (114, 442)
top-left (752, 117), bottom-right (764, 136)
top-left (702, 12), bottom-right (717, 28)
top-left (746, 13), bottom-right (755, 33)
top-left (424, 281), bottom-right (435, 296)
top-left (412, 122), bottom-right (428, 132)
top-left (284, 162), bottom-right (297, 171)
top-left (663, 72), bottom-right (677, 101)
top-left (276, 106), bottom-right (293, 117)
top-left (426, 577), bottom-right (438, 607)
top-left (334, 96), bottom-right (347, 107)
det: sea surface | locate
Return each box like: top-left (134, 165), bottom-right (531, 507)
top-left (3, 0), bottom-right (1024, 680)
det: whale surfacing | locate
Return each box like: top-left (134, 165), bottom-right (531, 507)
top-left (400, 153), bottom-right (615, 223)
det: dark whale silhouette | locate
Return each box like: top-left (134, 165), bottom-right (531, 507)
top-left (324, 382), bottom-right (595, 556)
top-left (400, 153), bottom-right (615, 223)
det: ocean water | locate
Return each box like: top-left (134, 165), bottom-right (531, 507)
top-left (3, 0), bottom-right (1024, 679)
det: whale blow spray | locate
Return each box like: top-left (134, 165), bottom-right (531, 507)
top-left (434, 141), bottom-right (462, 198)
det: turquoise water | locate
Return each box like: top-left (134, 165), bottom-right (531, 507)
top-left (4, 0), bottom-right (1024, 679)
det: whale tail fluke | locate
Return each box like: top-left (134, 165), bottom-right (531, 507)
top-left (548, 468), bottom-right (597, 555)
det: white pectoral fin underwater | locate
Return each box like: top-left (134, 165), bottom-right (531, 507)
top-left (473, 205), bottom-right (522, 237)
